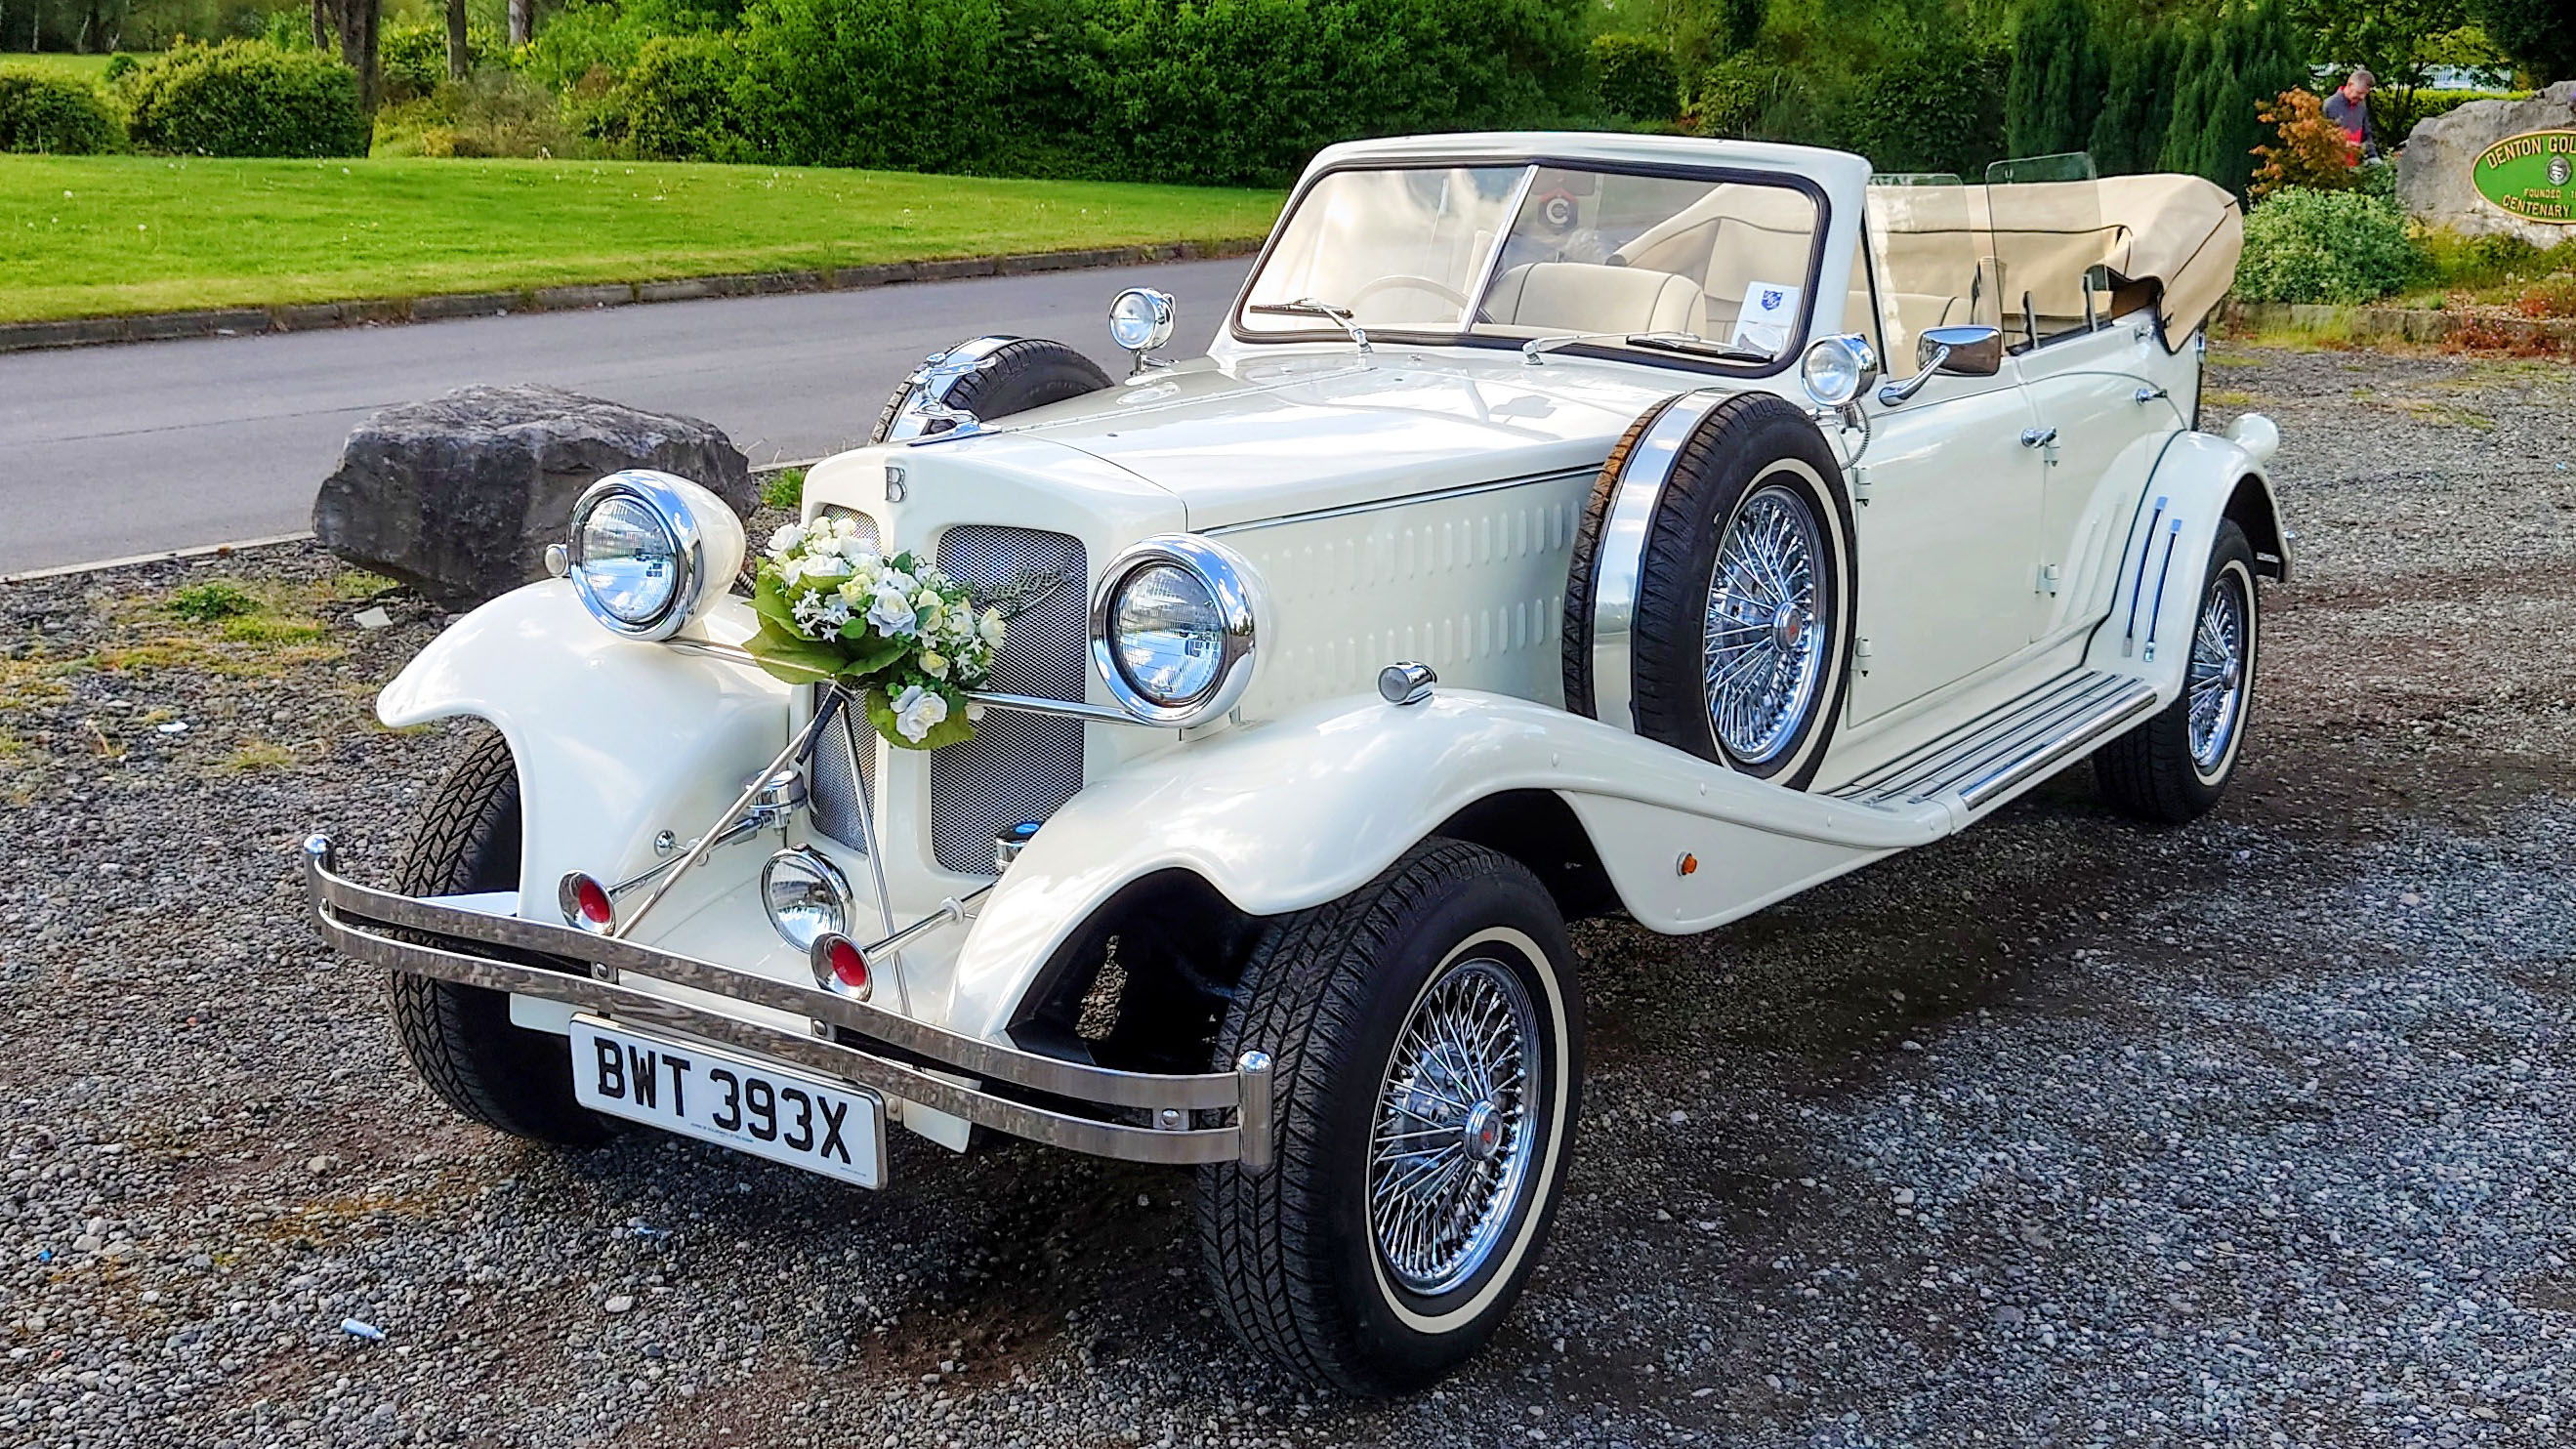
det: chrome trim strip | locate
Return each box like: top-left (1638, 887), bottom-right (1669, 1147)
top-left (1457, 165), bottom-right (1542, 327)
top-left (1829, 669), bottom-right (2156, 809)
top-left (302, 838), bottom-right (1247, 1116)
top-left (1585, 391), bottom-right (1729, 731)
top-left (1956, 683), bottom-right (2158, 808)
top-left (962, 690), bottom-right (1156, 726)
top-left (1202, 467), bottom-right (1592, 536)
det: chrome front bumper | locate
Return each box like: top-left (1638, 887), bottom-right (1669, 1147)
top-left (301, 836), bottom-right (1273, 1169)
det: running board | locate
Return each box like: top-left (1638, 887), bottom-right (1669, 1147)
top-left (1834, 671), bottom-right (2159, 811)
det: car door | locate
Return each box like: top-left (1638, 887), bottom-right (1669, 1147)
top-left (1843, 358), bottom-right (2048, 724)
top-left (2016, 323), bottom-right (2181, 642)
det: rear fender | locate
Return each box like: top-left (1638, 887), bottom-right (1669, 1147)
top-left (377, 581), bottom-right (792, 912)
top-left (940, 689), bottom-right (1951, 1041)
top-left (2087, 426), bottom-right (2282, 704)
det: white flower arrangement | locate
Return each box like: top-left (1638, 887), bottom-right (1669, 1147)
top-left (743, 516), bottom-right (1002, 749)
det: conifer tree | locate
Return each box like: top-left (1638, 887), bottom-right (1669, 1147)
top-left (2006, 0), bottom-right (2108, 160)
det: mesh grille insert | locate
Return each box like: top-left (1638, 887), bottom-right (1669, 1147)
top-left (929, 527), bottom-right (1088, 874)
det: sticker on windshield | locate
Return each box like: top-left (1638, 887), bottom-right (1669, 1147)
top-left (1729, 282), bottom-right (1804, 356)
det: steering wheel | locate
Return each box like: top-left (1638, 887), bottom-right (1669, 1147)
top-left (1347, 274), bottom-right (1472, 311)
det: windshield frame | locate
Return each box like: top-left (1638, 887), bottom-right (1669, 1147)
top-left (1227, 153), bottom-right (1835, 380)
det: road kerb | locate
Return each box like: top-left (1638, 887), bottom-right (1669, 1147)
top-left (0, 238), bottom-right (1266, 355)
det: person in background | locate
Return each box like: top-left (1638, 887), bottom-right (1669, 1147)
top-left (2322, 68), bottom-right (2377, 162)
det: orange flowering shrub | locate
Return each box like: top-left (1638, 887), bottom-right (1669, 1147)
top-left (2252, 89), bottom-right (2358, 202)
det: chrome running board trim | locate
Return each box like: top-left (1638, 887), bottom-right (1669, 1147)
top-left (1834, 670), bottom-right (2158, 810)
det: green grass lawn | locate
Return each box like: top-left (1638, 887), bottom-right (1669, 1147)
top-left (0, 51), bottom-right (126, 79)
top-left (0, 154), bottom-right (1282, 323)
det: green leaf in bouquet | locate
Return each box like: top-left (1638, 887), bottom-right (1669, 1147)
top-left (743, 614), bottom-right (849, 686)
top-left (864, 683), bottom-right (976, 752)
top-left (832, 623), bottom-right (911, 676)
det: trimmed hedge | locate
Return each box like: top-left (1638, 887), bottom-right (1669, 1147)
top-left (2235, 188), bottom-right (2426, 305)
top-left (126, 41), bottom-right (370, 158)
top-left (1594, 34), bottom-right (1679, 122)
top-left (577, 0), bottom-right (1597, 186)
top-left (0, 66), bottom-right (121, 154)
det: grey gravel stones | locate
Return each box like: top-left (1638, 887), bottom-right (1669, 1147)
top-left (1, 347), bottom-right (2572, 1445)
top-left (311, 384), bottom-right (754, 611)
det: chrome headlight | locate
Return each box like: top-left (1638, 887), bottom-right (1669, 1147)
top-left (564, 470), bottom-right (746, 642)
top-left (1108, 286), bottom-right (1177, 353)
top-left (761, 847), bottom-right (850, 951)
top-left (1090, 535), bottom-right (1262, 726)
top-left (1800, 333), bottom-right (1878, 409)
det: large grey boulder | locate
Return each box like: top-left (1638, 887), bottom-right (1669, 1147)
top-left (2398, 81), bottom-right (2576, 247)
top-left (313, 384), bottom-right (754, 611)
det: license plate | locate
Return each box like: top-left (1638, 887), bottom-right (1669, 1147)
top-left (569, 1016), bottom-right (886, 1189)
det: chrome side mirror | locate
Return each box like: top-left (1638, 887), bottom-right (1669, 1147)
top-left (1876, 323), bottom-right (2004, 404)
top-left (1108, 287), bottom-right (1177, 376)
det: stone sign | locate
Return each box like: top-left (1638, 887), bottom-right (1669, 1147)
top-left (2472, 130), bottom-right (2576, 225)
top-left (2399, 81), bottom-right (2576, 247)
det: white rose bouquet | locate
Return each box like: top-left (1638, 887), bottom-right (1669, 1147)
top-left (743, 516), bottom-right (1007, 750)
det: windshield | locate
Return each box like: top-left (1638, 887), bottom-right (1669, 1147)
top-left (1238, 163), bottom-right (1824, 365)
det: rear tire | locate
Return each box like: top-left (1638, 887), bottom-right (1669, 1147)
top-left (870, 337), bottom-right (1112, 443)
top-left (2096, 521), bottom-right (2259, 824)
top-left (387, 730), bottom-right (613, 1146)
top-left (1197, 841), bottom-right (1582, 1394)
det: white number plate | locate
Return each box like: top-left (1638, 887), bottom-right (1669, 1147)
top-left (569, 1016), bottom-right (886, 1189)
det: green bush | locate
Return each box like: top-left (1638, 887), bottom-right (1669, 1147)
top-left (730, 0), bottom-right (1009, 174)
top-left (589, 32), bottom-right (752, 160)
top-left (2235, 188), bottom-right (2427, 304)
top-left (1687, 52), bottom-right (1773, 138)
top-left (383, 21), bottom-right (517, 104)
top-left (0, 65), bottom-right (122, 153)
top-left (126, 40), bottom-right (369, 157)
top-left (1594, 33), bottom-right (1679, 121)
top-left (375, 70), bottom-right (586, 158)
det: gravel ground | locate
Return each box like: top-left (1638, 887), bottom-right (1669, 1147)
top-left (3, 345), bottom-right (2573, 1448)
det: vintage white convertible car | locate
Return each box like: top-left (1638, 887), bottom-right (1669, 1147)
top-left (305, 132), bottom-right (2281, 1392)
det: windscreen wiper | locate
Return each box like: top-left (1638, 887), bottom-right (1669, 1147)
top-left (1622, 332), bottom-right (1777, 364)
top-left (1246, 298), bottom-right (1371, 357)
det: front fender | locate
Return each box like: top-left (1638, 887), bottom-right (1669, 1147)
top-left (940, 689), bottom-right (1954, 1040)
top-left (2086, 424), bottom-right (2283, 703)
top-left (378, 581), bottom-right (791, 910)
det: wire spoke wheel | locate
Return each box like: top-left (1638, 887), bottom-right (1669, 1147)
top-left (2186, 570), bottom-right (2247, 774)
top-left (1703, 482), bottom-right (1828, 765)
top-left (1368, 956), bottom-right (1541, 1297)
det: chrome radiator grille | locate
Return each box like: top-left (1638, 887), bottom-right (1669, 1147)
top-left (929, 527), bottom-right (1089, 873)
top-left (807, 525), bottom-right (1089, 872)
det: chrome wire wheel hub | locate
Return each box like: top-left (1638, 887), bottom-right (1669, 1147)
top-left (2187, 572), bottom-right (2248, 774)
top-left (1370, 957), bottom-right (1541, 1297)
top-left (1704, 482), bottom-right (1828, 765)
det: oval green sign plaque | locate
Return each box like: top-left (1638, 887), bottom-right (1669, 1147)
top-left (2475, 129), bottom-right (2576, 224)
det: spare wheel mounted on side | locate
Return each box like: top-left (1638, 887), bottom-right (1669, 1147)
top-left (1563, 392), bottom-right (1856, 790)
top-left (871, 335), bottom-right (1114, 443)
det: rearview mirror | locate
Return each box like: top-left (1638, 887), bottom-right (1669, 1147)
top-left (1919, 324), bottom-right (2004, 377)
top-left (1879, 323), bottom-right (2005, 405)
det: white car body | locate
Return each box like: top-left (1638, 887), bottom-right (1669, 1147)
top-left (317, 131), bottom-right (2284, 1163)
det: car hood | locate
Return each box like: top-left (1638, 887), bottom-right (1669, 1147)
top-left (1015, 350), bottom-right (1708, 530)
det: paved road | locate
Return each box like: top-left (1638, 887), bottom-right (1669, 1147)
top-left (0, 258), bottom-right (1254, 576)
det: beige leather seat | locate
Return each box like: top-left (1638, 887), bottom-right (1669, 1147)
top-left (1480, 262), bottom-right (1703, 336)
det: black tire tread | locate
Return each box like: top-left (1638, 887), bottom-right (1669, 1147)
top-left (2095, 521), bottom-right (2256, 824)
top-left (385, 731), bottom-right (612, 1146)
top-left (1196, 840), bottom-right (1554, 1395)
top-left (869, 337), bottom-right (1113, 444)
top-left (1562, 396), bottom-right (1680, 720)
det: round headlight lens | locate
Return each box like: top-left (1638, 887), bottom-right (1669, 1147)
top-left (761, 848), bottom-right (850, 951)
top-left (1800, 333), bottom-right (1876, 409)
top-left (575, 492), bottom-right (682, 628)
top-left (1108, 286), bottom-right (1176, 353)
top-left (1111, 562), bottom-right (1226, 705)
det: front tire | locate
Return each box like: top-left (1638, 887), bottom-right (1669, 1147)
top-left (2095, 520), bottom-right (2259, 823)
top-left (1197, 841), bottom-right (1582, 1394)
top-left (387, 730), bottom-right (613, 1146)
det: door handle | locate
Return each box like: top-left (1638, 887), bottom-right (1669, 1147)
top-left (2020, 427), bottom-right (2058, 448)
top-left (2134, 385), bottom-right (2170, 405)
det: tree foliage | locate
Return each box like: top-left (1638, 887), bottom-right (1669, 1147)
top-left (2251, 87), bottom-right (2360, 198)
top-left (2006, 0), bottom-right (2107, 160)
top-left (2470, 0), bottom-right (2576, 83)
